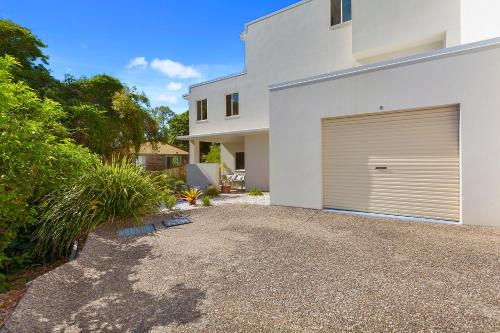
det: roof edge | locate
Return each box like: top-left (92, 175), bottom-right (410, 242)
top-left (242, 0), bottom-right (313, 34)
top-left (178, 127), bottom-right (269, 141)
top-left (269, 36), bottom-right (500, 91)
top-left (187, 72), bottom-right (247, 95)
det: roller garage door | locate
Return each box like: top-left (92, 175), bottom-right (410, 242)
top-left (322, 106), bottom-right (460, 221)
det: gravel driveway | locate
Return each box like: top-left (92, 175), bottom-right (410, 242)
top-left (4, 206), bottom-right (500, 332)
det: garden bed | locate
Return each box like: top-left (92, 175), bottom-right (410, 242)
top-left (164, 192), bottom-right (270, 211)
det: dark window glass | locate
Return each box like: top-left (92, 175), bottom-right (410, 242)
top-left (197, 99), bottom-right (207, 120)
top-left (202, 99), bottom-right (208, 120)
top-left (342, 0), bottom-right (351, 22)
top-left (226, 94), bottom-right (232, 117)
top-left (331, 0), bottom-right (341, 26)
top-left (235, 152), bottom-right (245, 170)
top-left (196, 100), bottom-right (202, 121)
top-left (232, 93), bottom-right (239, 116)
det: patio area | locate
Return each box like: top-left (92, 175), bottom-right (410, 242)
top-left (4, 206), bottom-right (500, 332)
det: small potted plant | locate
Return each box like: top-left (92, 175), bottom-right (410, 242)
top-left (181, 187), bottom-right (203, 205)
top-left (220, 176), bottom-right (231, 194)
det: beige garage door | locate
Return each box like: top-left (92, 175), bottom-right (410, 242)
top-left (322, 106), bottom-right (460, 221)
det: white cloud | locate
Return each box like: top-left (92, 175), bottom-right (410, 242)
top-left (157, 95), bottom-right (179, 104)
top-left (126, 57), bottom-right (148, 69)
top-left (167, 82), bottom-right (182, 91)
top-left (151, 58), bottom-right (201, 79)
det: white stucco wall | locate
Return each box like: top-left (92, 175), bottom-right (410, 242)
top-left (461, 0), bottom-right (500, 44)
top-left (186, 163), bottom-right (220, 190)
top-left (245, 133), bottom-right (270, 191)
top-left (188, 0), bottom-right (500, 138)
top-left (269, 42), bottom-right (500, 227)
top-left (220, 141), bottom-right (245, 174)
top-left (352, 0), bottom-right (461, 63)
top-left (189, 0), bottom-right (357, 137)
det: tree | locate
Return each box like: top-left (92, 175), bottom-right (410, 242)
top-left (0, 56), bottom-right (97, 291)
top-left (0, 19), bottom-right (58, 97)
top-left (150, 105), bottom-right (175, 142)
top-left (166, 111), bottom-right (189, 150)
top-left (59, 75), bottom-right (156, 158)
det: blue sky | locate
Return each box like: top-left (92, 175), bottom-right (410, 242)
top-left (0, 0), bottom-right (297, 112)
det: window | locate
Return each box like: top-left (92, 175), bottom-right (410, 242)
top-left (196, 99), bottom-right (207, 121)
top-left (235, 152), bottom-right (245, 170)
top-left (225, 93), bottom-right (239, 117)
top-left (331, 0), bottom-right (351, 26)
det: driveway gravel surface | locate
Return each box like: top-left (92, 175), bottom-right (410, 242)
top-left (4, 205), bottom-right (500, 332)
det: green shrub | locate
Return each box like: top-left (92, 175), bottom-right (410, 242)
top-left (201, 196), bottom-right (212, 207)
top-left (34, 159), bottom-right (165, 259)
top-left (0, 56), bottom-right (98, 291)
top-left (151, 173), bottom-right (186, 194)
top-left (165, 195), bottom-right (177, 210)
top-left (204, 186), bottom-right (220, 198)
top-left (248, 187), bottom-right (263, 196)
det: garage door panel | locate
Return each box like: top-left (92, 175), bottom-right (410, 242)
top-left (322, 106), bottom-right (460, 222)
top-left (323, 107), bottom-right (457, 124)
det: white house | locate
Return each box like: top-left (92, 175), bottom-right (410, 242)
top-left (181, 0), bottom-right (500, 227)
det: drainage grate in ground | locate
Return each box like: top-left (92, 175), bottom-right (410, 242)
top-left (163, 217), bottom-right (191, 228)
top-left (117, 224), bottom-right (156, 238)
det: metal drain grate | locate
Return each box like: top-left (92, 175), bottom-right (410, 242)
top-left (163, 217), bottom-right (191, 228)
top-left (117, 224), bottom-right (156, 238)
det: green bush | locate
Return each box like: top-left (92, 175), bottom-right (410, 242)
top-left (248, 187), bottom-right (264, 196)
top-left (34, 160), bottom-right (165, 259)
top-left (201, 196), bottom-right (212, 207)
top-left (165, 195), bottom-right (177, 210)
top-left (204, 186), bottom-right (220, 198)
top-left (0, 56), bottom-right (98, 291)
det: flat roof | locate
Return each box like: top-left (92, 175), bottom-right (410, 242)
top-left (269, 36), bottom-right (500, 91)
top-left (187, 71), bottom-right (247, 94)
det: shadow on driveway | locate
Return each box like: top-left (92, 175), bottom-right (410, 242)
top-left (4, 232), bottom-right (206, 332)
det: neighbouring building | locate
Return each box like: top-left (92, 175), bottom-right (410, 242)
top-left (136, 142), bottom-right (188, 172)
top-left (180, 0), bottom-right (500, 227)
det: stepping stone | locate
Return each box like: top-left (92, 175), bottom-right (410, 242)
top-left (163, 217), bottom-right (191, 228)
top-left (117, 224), bottom-right (156, 238)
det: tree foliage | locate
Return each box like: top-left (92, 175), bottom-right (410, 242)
top-left (165, 111), bottom-right (189, 150)
top-left (0, 19), bottom-right (58, 97)
top-left (0, 56), bottom-right (97, 291)
top-left (0, 18), bottom-right (192, 292)
top-left (58, 75), bottom-right (158, 158)
top-left (202, 144), bottom-right (221, 163)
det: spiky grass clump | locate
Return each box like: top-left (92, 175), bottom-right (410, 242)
top-left (34, 159), bottom-right (165, 259)
top-left (248, 187), bottom-right (263, 196)
top-left (165, 195), bottom-right (177, 210)
top-left (181, 188), bottom-right (203, 205)
top-left (201, 196), bottom-right (212, 207)
top-left (204, 186), bottom-right (220, 198)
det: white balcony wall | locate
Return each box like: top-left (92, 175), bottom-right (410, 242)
top-left (461, 0), bottom-right (500, 44)
top-left (352, 0), bottom-right (461, 63)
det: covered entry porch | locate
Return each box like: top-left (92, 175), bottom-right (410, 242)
top-left (179, 128), bottom-right (269, 191)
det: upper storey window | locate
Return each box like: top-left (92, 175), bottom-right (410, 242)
top-left (226, 93), bottom-right (239, 117)
top-left (196, 99), bottom-right (207, 121)
top-left (331, 0), bottom-right (351, 26)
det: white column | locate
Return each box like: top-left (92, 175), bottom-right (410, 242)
top-left (189, 140), bottom-right (200, 164)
